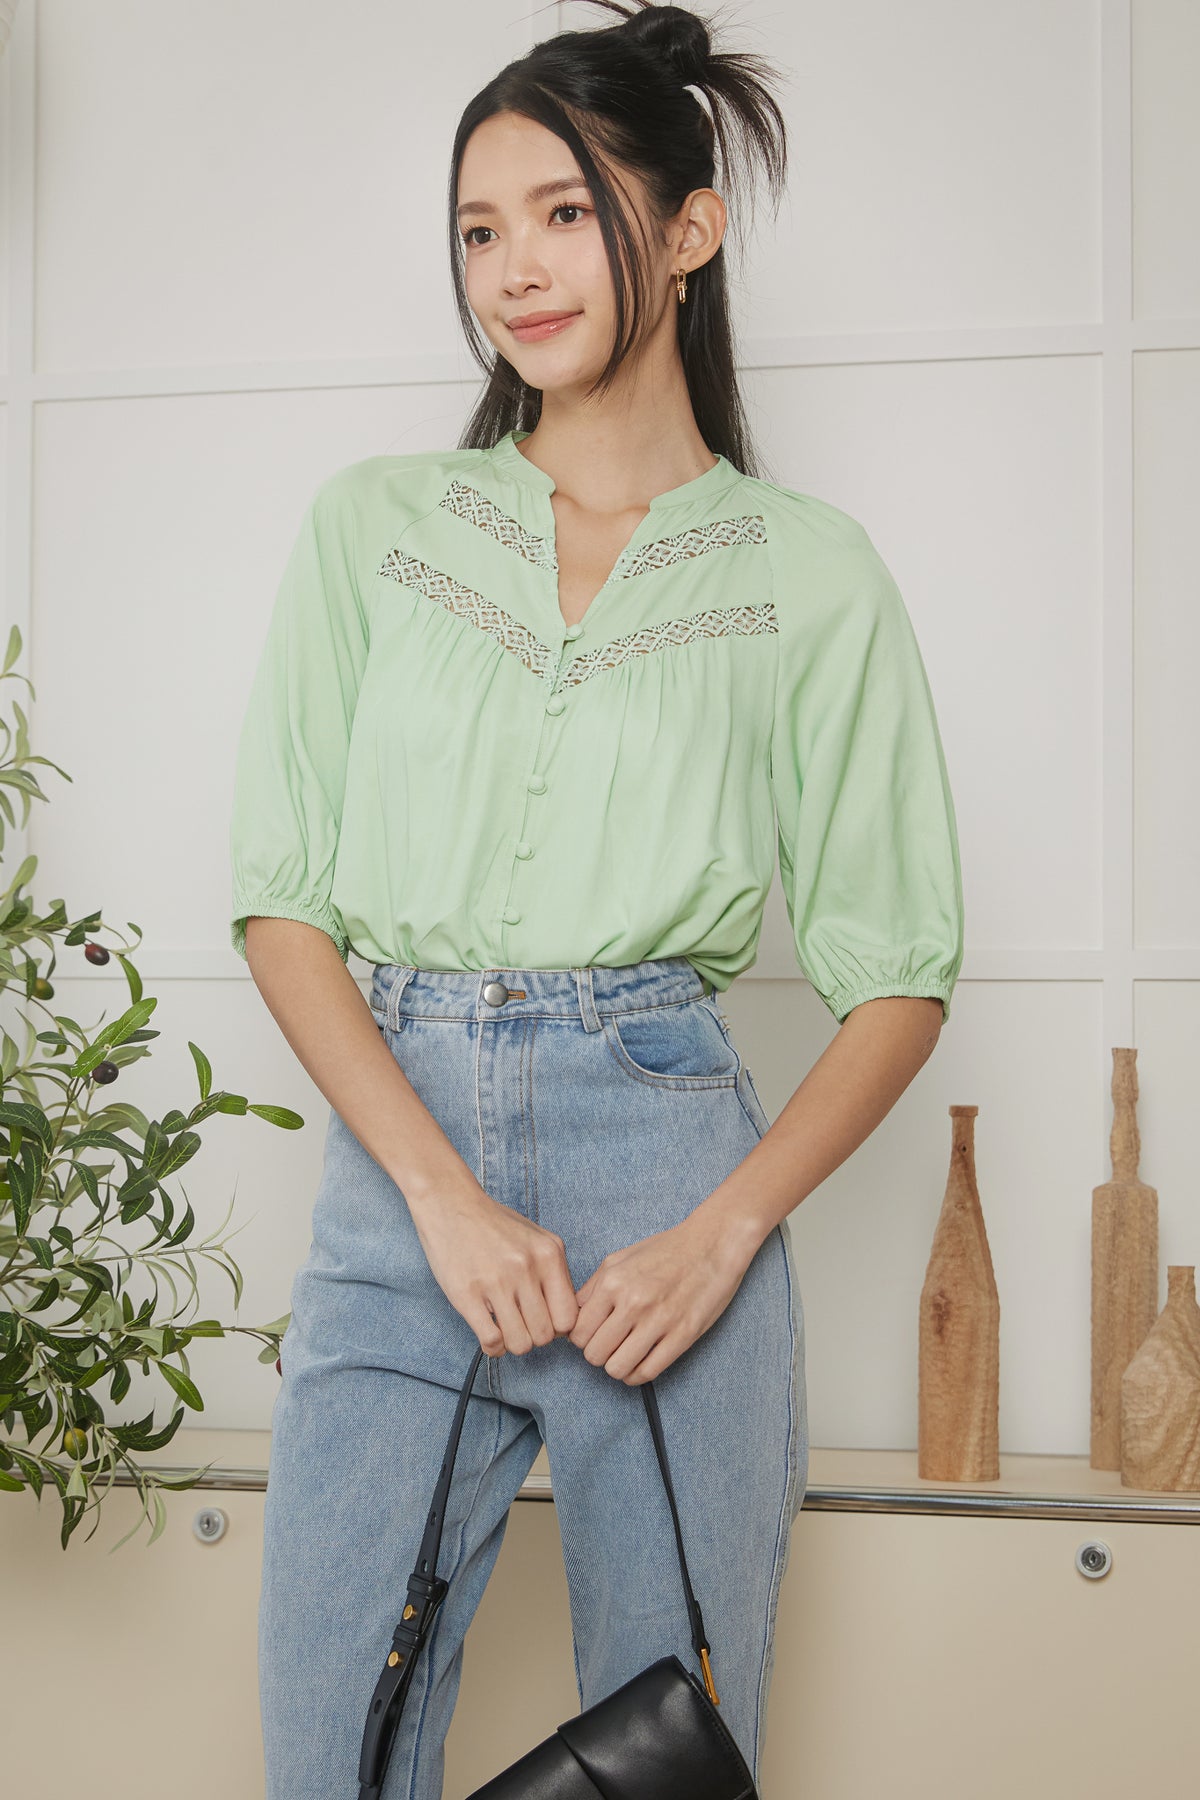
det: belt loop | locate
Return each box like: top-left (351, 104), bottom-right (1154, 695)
top-left (574, 966), bottom-right (602, 1033)
top-left (386, 965), bottom-right (419, 1030)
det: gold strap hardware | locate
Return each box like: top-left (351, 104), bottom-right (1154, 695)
top-left (699, 1645), bottom-right (719, 1704)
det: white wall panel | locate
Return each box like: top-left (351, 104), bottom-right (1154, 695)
top-left (1132, 348), bottom-right (1200, 947)
top-left (564, 0), bottom-right (1101, 337)
top-left (0, 22), bottom-right (10, 369)
top-left (33, 0), bottom-right (531, 370)
top-left (1132, 980), bottom-right (1200, 1270)
top-left (1132, 0), bottom-right (1200, 318)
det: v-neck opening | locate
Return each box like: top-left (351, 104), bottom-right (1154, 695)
top-left (487, 428), bottom-right (743, 634)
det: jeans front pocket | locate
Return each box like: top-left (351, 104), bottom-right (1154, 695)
top-left (601, 995), bottom-right (741, 1090)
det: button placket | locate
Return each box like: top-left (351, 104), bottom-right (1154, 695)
top-left (506, 619), bottom-right (579, 930)
top-left (548, 619), bottom-right (583, 698)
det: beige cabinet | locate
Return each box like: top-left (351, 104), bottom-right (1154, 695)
top-left (2, 1436), bottom-right (1196, 1797)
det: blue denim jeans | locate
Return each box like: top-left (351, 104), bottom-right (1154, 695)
top-left (258, 956), bottom-right (808, 1798)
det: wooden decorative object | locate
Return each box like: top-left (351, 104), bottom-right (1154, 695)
top-left (918, 1105), bottom-right (1000, 1482)
top-left (1120, 1266), bottom-right (1200, 1492)
top-left (1090, 1047), bottom-right (1159, 1470)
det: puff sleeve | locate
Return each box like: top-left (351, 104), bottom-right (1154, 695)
top-left (229, 469), bottom-right (370, 963)
top-left (770, 530), bottom-right (964, 1025)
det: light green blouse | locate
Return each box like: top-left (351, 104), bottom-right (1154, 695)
top-left (229, 429), bottom-right (964, 1024)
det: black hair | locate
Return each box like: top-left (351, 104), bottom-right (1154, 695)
top-left (447, 1), bottom-right (788, 479)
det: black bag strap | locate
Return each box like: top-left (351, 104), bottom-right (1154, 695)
top-left (357, 1344), bottom-right (717, 1799)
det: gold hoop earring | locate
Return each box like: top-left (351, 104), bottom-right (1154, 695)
top-left (676, 267), bottom-right (688, 303)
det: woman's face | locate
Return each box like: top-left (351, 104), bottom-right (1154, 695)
top-left (457, 110), bottom-right (656, 392)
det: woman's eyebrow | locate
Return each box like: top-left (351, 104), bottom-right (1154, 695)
top-left (457, 177), bottom-right (590, 222)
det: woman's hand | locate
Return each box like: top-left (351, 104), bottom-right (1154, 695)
top-left (407, 1178), bottom-right (580, 1357)
top-left (568, 1207), bottom-right (765, 1384)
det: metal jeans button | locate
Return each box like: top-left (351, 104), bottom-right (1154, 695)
top-left (482, 980), bottom-right (510, 1006)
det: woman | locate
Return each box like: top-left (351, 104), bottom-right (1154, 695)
top-left (230, 3), bottom-right (965, 1795)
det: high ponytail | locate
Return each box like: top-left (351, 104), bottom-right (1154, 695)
top-left (446, 1), bottom-right (789, 479)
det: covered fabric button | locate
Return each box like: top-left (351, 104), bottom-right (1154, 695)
top-left (515, 840), bottom-right (534, 858)
top-left (563, 623), bottom-right (584, 640)
top-left (501, 906), bottom-right (521, 924)
top-left (528, 774), bottom-right (547, 793)
top-left (546, 696), bottom-right (565, 715)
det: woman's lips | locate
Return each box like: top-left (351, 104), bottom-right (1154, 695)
top-left (509, 312), bottom-right (581, 342)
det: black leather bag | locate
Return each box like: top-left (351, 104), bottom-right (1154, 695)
top-left (357, 1342), bottom-right (758, 1799)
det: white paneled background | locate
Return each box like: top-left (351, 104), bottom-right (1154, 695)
top-left (2, 0), bottom-right (1197, 1458)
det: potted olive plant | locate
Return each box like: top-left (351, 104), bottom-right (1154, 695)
top-left (0, 623), bottom-right (297, 1549)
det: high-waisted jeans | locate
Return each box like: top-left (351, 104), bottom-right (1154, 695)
top-left (258, 956), bottom-right (809, 1798)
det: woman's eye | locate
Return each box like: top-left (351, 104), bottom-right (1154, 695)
top-left (462, 204), bottom-right (590, 248)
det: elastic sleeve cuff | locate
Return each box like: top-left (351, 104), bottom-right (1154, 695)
top-left (822, 980), bottom-right (956, 1027)
top-left (231, 898), bottom-right (350, 963)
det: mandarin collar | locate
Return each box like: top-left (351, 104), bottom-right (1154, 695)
top-left (489, 428), bottom-right (742, 514)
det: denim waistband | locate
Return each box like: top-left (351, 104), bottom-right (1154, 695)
top-left (369, 956), bottom-right (711, 1031)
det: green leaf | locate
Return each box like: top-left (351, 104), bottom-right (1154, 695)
top-left (248, 1102), bottom-right (305, 1130)
top-left (142, 1119), bottom-right (168, 1170)
top-left (155, 1130), bottom-right (202, 1177)
top-left (188, 1041), bottom-right (213, 1104)
top-left (147, 1486), bottom-right (168, 1546)
top-left (165, 1195), bottom-right (196, 1248)
top-left (108, 1405), bottom-right (185, 1452)
top-left (159, 1363), bottom-right (204, 1411)
top-left (152, 1461), bottom-right (220, 1490)
top-left (69, 1125), bottom-right (140, 1156)
top-left (26, 1274), bottom-right (61, 1312)
top-left (72, 1364), bottom-right (104, 1391)
top-left (0, 1101), bottom-right (54, 1152)
top-left (116, 1166), bottom-right (157, 1206)
top-left (69, 995), bottom-right (158, 1077)
top-left (135, 1407), bottom-right (186, 1453)
top-left (119, 1188), bottom-right (157, 1224)
top-left (7, 1153), bottom-right (35, 1235)
top-left (115, 952), bottom-right (144, 1003)
top-left (73, 1160), bottom-right (101, 1207)
top-left (2, 621), bottom-right (21, 673)
top-left (39, 1457), bottom-right (68, 1499)
top-left (90, 1100), bottom-right (151, 1136)
top-left (8, 1449), bottom-right (43, 1498)
top-left (0, 851), bottom-right (38, 903)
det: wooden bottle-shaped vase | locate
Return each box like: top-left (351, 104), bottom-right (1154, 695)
top-left (1090, 1047), bottom-right (1159, 1469)
top-left (918, 1105), bottom-right (1000, 1482)
top-left (1120, 1266), bottom-right (1200, 1492)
